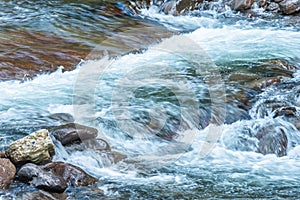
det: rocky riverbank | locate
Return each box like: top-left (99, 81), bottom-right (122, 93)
top-left (0, 123), bottom-right (126, 198)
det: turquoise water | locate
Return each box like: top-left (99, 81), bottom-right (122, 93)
top-left (1, 1), bottom-right (300, 199)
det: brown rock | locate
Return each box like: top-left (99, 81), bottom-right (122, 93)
top-left (0, 152), bottom-right (5, 158)
top-left (257, 77), bottom-right (281, 89)
top-left (279, 0), bottom-right (300, 14)
top-left (0, 158), bottom-right (16, 189)
top-left (50, 123), bottom-right (98, 146)
top-left (5, 129), bottom-right (55, 166)
top-left (42, 162), bottom-right (97, 187)
top-left (18, 163), bottom-right (67, 193)
top-left (257, 0), bottom-right (268, 8)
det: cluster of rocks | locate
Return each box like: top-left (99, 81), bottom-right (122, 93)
top-left (125, 0), bottom-right (300, 16)
top-left (0, 123), bottom-right (121, 195)
top-left (232, 0), bottom-right (300, 14)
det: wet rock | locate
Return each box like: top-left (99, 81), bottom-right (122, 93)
top-left (0, 30), bottom-right (91, 82)
top-left (279, 0), bottom-right (300, 14)
top-left (109, 151), bottom-right (128, 163)
top-left (0, 158), bottom-right (16, 189)
top-left (257, 0), bottom-right (268, 8)
top-left (17, 163), bottom-right (67, 193)
top-left (0, 152), bottom-right (5, 158)
top-left (5, 129), bottom-right (55, 166)
top-left (232, 0), bottom-right (255, 11)
top-left (83, 139), bottom-right (111, 151)
top-left (274, 107), bottom-right (300, 130)
top-left (254, 77), bottom-right (281, 90)
top-left (18, 191), bottom-right (68, 200)
top-left (267, 2), bottom-right (280, 11)
top-left (42, 162), bottom-right (97, 187)
top-left (50, 123), bottom-right (98, 146)
top-left (173, 0), bottom-right (203, 15)
top-left (47, 113), bottom-right (75, 124)
top-left (256, 125), bottom-right (288, 157)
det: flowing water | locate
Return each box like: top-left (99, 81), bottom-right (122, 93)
top-left (1, 0), bottom-right (300, 199)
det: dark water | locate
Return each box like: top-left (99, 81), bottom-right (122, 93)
top-left (1, 0), bottom-right (300, 199)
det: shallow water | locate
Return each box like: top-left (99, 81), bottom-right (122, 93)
top-left (1, 0), bottom-right (300, 199)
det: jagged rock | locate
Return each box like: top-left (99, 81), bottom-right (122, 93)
top-left (5, 129), bottom-right (55, 166)
top-left (50, 123), bottom-right (98, 146)
top-left (256, 125), bottom-right (288, 157)
top-left (232, 0), bottom-right (255, 11)
top-left (17, 163), bottom-right (67, 193)
top-left (279, 0), bottom-right (300, 14)
top-left (0, 158), bottom-right (16, 189)
top-left (42, 162), bottom-right (97, 187)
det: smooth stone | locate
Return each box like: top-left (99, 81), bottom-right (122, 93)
top-left (0, 158), bottom-right (16, 190)
top-left (50, 123), bottom-right (98, 146)
top-left (42, 162), bottom-right (97, 187)
top-left (5, 129), bottom-right (55, 166)
top-left (17, 163), bottom-right (67, 193)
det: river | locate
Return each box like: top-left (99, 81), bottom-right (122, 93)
top-left (0, 0), bottom-right (300, 199)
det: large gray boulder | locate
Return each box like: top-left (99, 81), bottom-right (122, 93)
top-left (5, 129), bottom-right (55, 166)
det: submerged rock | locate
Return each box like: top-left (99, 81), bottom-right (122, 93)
top-left (17, 163), bottom-right (67, 193)
top-left (0, 158), bottom-right (16, 190)
top-left (256, 125), bottom-right (288, 157)
top-left (50, 123), bottom-right (98, 146)
top-left (47, 113), bottom-right (75, 124)
top-left (279, 0), bottom-right (300, 14)
top-left (17, 191), bottom-right (68, 200)
top-left (267, 2), bottom-right (280, 11)
top-left (274, 107), bottom-right (300, 130)
top-left (83, 139), bottom-right (111, 151)
top-left (42, 162), bottom-right (97, 187)
top-left (5, 129), bottom-right (55, 166)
